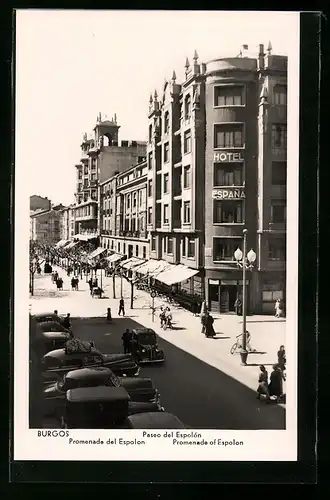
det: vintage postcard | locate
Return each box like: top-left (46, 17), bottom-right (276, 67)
top-left (14, 9), bottom-right (299, 462)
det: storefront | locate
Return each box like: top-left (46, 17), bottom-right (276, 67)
top-left (205, 270), bottom-right (251, 314)
top-left (258, 271), bottom-right (286, 315)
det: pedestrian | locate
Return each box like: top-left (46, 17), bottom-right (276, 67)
top-left (257, 365), bottom-right (270, 401)
top-left (53, 310), bottom-right (60, 323)
top-left (63, 313), bottom-right (71, 330)
top-left (277, 345), bottom-right (286, 372)
top-left (191, 301), bottom-right (197, 316)
top-left (235, 297), bottom-right (242, 316)
top-left (118, 297), bottom-right (125, 316)
top-left (56, 277), bottom-right (63, 290)
top-left (201, 312), bottom-right (208, 334)
top-left (121, 329), bottom-right (132, 354)
top-left (71, 277), bottom-right (75, 291)
top-left (106, 307), bottom-right (112, 322)
top-left (159, 307), bottom-right (166, 328)
top-left (268, 364), bottom-right (284, 401)
top-left (205, 313), bottom-right (215, 337)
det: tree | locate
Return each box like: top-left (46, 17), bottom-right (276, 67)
top-left (120, 267), bottom-right (149, 309)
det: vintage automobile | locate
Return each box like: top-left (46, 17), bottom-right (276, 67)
top-left (37, 321), bottom-right (72, 334)
top-left (124, 411), bottom-right (186, 429)
top-left (35, 331), bottom-right (72, 356)
top-left (41, 346), bottom-right (140, 383)
top-left (43, 367), bottom-right (163, 417)
top-left (131, 328), bottom-right (165, 364)
top-left (60, 386), bottom-right (163, 429)
top-left (33, 312), bottom-right (59, 323)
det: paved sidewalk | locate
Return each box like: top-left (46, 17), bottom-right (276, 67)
top-left (30, 267), bottom-right (286, 394)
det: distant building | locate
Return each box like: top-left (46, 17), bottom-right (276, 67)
top-left (73, 113), bottom-right (146, 242)
top-left (30, 195), bottom-right (51, 212)
top-left (99, 159), bottom-right (149, 260)
top-left (59, 205), bottom-right (76, 241)
top-left (30, 209), bottom-right (61, 244)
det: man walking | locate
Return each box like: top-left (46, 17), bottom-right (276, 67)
top-left (118, 297), bottom-right (125, 316)
top-left (121, 329), bottom-right (132, 354)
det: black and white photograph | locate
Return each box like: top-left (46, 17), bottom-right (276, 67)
top-left (14, 10), bottom-right (300, 461)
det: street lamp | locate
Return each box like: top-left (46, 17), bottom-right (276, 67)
top-left (234, 228), bottom-right (256, 365)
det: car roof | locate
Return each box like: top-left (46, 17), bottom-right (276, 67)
top-left (66, 386), bottom-right (129, 403)
top-left (43, 348), bottom-right (65, 359)
top-left (34, 312), bottom-right (55, 318)
top-left (126, 412), bottom-right (185, 428)
top-left (133, 328), bottom-right (156, 335)
top-left (66, 367), bottom-right (112, 380)
top-left (41, 331), bottom-right (69, 339)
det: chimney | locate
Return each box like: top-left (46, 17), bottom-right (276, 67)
top-left (258, 44), bottom-right (265, 70)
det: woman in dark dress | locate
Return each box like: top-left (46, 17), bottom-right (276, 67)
top-left (268, 364), bottom-right (284, 401)
top-left (257, 365), bottom-right (270, 400)
top-left (205, 314), bottom-right (216, 337)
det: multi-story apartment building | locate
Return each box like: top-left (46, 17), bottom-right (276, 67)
top-left (59, 205), bottom-right (76, 241)
top-left (74, 114), bottom-right (146, 241)
top-left (148, 44), bottom-right (287, 314)
top-left (147, 52), bottom-right (206, 299)
top-left (30, 195), bottom-right (51, 212)
top-left (99, 160), bottom-right (149, 260)
top-left (30, 208), bottom-right (62, 244)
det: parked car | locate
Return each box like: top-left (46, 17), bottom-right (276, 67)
top-left (41, 347), bottom-right (140, 383)
top-left (37, 321), bottom-right (72, 334)
top-left (35, 331), bottom-right (72, 356)
top-left (124, 412), bottom-right (186, 429)
top-left (60, 386), bottom-right (163, 429)
top-left (131, 328), bottom-right (165, 364)
top-left (33, 312), bottom-right (59, 323)
top-left (43, 367), bottom-right (163, 416)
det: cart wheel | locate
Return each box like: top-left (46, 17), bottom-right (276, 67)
top-left (230, 343), bottom-right (238, 355)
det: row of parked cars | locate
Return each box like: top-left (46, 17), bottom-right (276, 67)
top-left (32, 312), bottom-right (185, 429)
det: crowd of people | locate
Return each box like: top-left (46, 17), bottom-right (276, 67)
top-left (257, 345), bottom-right (286, 403)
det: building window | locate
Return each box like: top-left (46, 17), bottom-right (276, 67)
top-left (139, 190), bottom-right (143, 206)
top-left (187, 239), bottom-right (195, 258)
top-left (164, 143), bottom-right (170, 163)
top-left (149, 124), bottom-right (152, 142)
top-left (91, 158), bottom-right (96, 169)
top-left (148, 180), bottom-right (152, 197)
top-left (213, 238), bottom-right (240, 261)
top-left (78, 169), bottom-right (82, 180)
top-left (183, 201), bottom-right (191, 223)
top-left (135, 245), bottom-right (139, 257)
top-left (272, 162), bottom-right (287, 185)
top-left (213, 200), bottom-right (244, 223)
top-left (214, 163), bottom-right (243, 186)
top-left (214, 124), bottom-right (244, 148)
top-left (111, 240), bottom-right (114, 249)
top-left (183, 165), bottom-right (191, 188)
top-left (184, 130), bottom-right (191, 154)
top-left (272, 124), bottom-right (287, 150)
top-left (133, 192), bottom-right (137, 208)
top-left (148, 152), bottom-right (153, 170)
top-left (182, 237), bottom-right (186, 257)
top-left (118, 242), bottom-right (121, 253)
top-left (84, 166), bottom-right (88, 175)
top-left (271, 201), bottom-right (286, 223)
top-left (268, 236), bottom-right (286, 260)
top-left (151, 236), bottom-right (156, 251)
top-left (167, 237), bottom-right (173, 254)
top-left (148, 207), bottom-right (152, 224)
top-left (184, 94), bottom-right (191, 120)
top-left (163, 173), bottom-right (169, 194)
top-left (127, 195), bottom-right (130, 209)
top-left (123, 243), bottom-right (126, 254)
top-left (163, 204), bottom-right (169, 224)
top-left (274, 85), bottom-right (287, 106)
top-left (143, 246), bottom-right (146, 259)
top-left (214, 86), bottom-right (243, 106)
top-left (164, 111), bottom-right (170, 134)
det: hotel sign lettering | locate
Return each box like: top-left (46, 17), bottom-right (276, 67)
top-left (213, 152), bottom-right (244, 163)
top-left (212, 188), bottom-right (245, 200)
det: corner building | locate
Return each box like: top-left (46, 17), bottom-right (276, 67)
top-left (204, 45), bottom-right (287, 314)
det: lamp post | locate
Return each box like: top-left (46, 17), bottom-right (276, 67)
top-left (234, 229), bottom-right (256, 365)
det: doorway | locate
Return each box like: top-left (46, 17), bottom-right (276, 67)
top-left (220, 285), bottom-right (238, 313)
top-left (209, 283), bottom-right (220, 313)
top-left (128, 245), bottom-right (133, 258)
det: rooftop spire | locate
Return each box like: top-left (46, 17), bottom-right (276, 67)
top-left (267, 41), bottom-right (272, 54)
top-left (149, 93), bottom-right (153, 103)
top-left (193, 49), bottom-right (198, 62)
top-left (154, 89), bottom-right (158, 100)
top-left (114, 113), bottom-right (117, 123)
top-left (185, 57), bottom-right (190, 69)
top-left (172, 70), bottom-right (176, 82)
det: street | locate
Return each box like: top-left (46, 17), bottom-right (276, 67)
top-left (31, 268), bottom-right (286, 430)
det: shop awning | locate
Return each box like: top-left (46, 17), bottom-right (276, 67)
top-left (88, 247), bottom-right (107, 260)
top-left (106, 253), bottom-right (123, 263)
top-left (120, 257), bottom-right (146, 271)
top-left (135, 259), bottom-right (172, 277)
top-left (155, 264), bottom-right (199, 286)
top-left (55, 239), bottom-right (70, 249)
top-left (65, 241), bottom-right (79, 250)
top-left (73, 233), bottom-right (98, 241)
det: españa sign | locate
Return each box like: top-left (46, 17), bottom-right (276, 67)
top-left (212, 188), bottom-right (245, 200)
top-left (214, 152), bottom-right (244, 162)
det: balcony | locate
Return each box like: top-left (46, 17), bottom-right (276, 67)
top-left (89, 180), bottom-right (98, 187)
top-left (75, 213), bottom-right (97, 222)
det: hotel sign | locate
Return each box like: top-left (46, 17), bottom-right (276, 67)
top-left (214, 152), bottom-right (244, 163)
top-left (212, 188), bottom-right (245, 200)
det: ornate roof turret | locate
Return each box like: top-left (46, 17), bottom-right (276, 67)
top-left (185, 57), bottom-right (190, 69)
top-left (193, 49), bottom-right (198, 63)
top-left (154, 89), bottom-right (158, 101)
top-left (267, 41), bottom-right (272, 54)
top-left (149, 94), bottom-right (153, 104)
top-left (172, 70), bottom-right (176, 82)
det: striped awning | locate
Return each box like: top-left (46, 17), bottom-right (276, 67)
top-left (106, 253), bottom-right (123, 263)
top-left (65, 241), bottom-right (79, 250)
top-left (155, 264), bottom-right (199, 286)
top-left (88, 247), bottom-right (107, 260)
top-left (135, 259), bottom-right (172, 277)
top-left (55, 239), bottom-right (70, 249)
top-left (120, 257), bottom-right (146, 271)
top-left (73, 233), bottom-right (98, 241)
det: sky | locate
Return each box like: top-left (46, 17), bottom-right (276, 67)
top-left (16, 10), bottom-right (299, 206)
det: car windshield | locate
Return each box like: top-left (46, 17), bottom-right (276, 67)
top-left (137, 333), bottom-right (156, 345)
